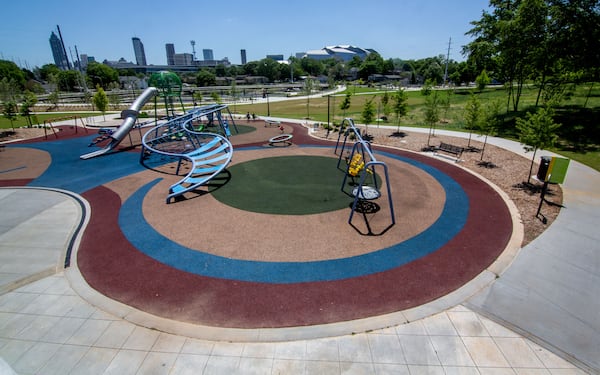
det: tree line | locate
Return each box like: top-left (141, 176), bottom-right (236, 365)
top-left (463, 0), bottom-right (599, 112)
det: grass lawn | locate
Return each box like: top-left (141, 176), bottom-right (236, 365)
top-left (3, 84), bottom-right (598, 172)
top-left (0, 112), bottom-right (112, 129)
top-left (234, 84), bottom-right (600, 171)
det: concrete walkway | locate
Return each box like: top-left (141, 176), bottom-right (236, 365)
top-left (1, 121), bottom-right (597, 374)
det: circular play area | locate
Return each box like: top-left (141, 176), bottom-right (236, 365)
top-left (0, 100), bottom-right (515, 339)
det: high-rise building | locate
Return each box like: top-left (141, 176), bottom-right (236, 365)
top-left (266, 54), bottom-right (284, 61)
top-left (166, 43), bottom-right (175, 65)
top-left (202, 49), bottom-right (214, 61)
top-left (49, 31), bottom-right (69, 70)
top-left (132, 37), bottom-right (147, 65)
top-left (173, 53), bottom-right (193, 65)
top-left (79, 54), bottom-right (89, 70)
top-left (240, 49), bottom-right (247, 65)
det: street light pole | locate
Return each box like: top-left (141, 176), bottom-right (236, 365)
top-left (267, 89), bottom-right (270, 116)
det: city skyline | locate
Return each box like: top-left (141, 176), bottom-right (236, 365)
top-left (1, 0), bottom-right (489, 69)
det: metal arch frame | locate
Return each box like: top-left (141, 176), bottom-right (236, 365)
top-left (185, 104), bottom-right (239, 137)
top-left (141, 103), bottom-right (237, 161)
top-left (335, 118), bottom-right (396, 235)
top-left (139, 104), bottom-right (235, 202)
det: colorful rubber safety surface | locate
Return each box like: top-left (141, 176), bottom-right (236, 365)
top-left (0, 122), bottom-right (513, 329)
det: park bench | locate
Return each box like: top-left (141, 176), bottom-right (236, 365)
top-left (435, 142), bottom-right (464, 162)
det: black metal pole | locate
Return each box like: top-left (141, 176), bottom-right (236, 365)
top-left (536, 180), bottom-right (549, 224)
top-left (327, 95), bottom-right (330, 138)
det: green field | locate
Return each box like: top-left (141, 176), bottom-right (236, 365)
top-left (234, 84), bottom-right (600, 171)
top-left (2, 84), bottom-right (599, 171)
top-left (0, 112), bottom-right (114, 129)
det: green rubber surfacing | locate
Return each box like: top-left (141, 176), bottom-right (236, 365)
top-left (210, 156), bottom-right (355, 215)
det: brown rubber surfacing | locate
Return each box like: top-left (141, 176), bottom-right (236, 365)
top-left (75, 125), bottom-right (513, 328)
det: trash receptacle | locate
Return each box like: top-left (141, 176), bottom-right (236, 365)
top-left (537, 156), bottom-right (551, 181)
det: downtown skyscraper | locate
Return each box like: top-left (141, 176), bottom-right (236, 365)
top-left (132, 37), bottom-right (147, 65)
top-left (49, 31), bottom-right (69, 70)
top-left (166, 43), bottom-right (175, 65)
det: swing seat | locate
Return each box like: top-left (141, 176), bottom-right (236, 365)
top-left (352, 186), bottom-right (381, 200)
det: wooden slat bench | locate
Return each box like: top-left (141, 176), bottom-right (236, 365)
top-left (435, 142), bottom-right (464, 162)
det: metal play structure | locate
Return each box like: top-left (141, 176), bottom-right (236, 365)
top-left (148, 70), bottom-right (186, 119)
top-left (335, 118), bottom-right (395, 235)
top-left (81, 82), bottom-right (238, 203)
top-left (140, 103), bottom-right (237, 203)
top-left (81, 71), bottom-right (187, 159)
top-left (80, 86), bottom-right (159, 159)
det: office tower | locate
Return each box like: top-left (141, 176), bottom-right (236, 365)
top-left (49, 31), bottom-right (69, 70)
top-left (80, 54), bottom-right (89, 70)
top-left (202, 49), bottom-right (214, 61)
top-left (241, 49), bottom-right (247, 65)
top-left (132, 37), bottom-right (147, 65)
top-left (166, 43), bottom-right (175, 65)
top-left (173, 53), bottom-right (193, 65)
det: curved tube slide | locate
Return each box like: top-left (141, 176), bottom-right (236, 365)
top-left (80, 87), bottom-right (158, 159)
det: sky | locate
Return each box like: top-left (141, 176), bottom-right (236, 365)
top-left (0, 0), bottom-right (490, 69)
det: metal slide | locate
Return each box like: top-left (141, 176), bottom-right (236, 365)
top-left (80, 86), bottom-right (159, 159)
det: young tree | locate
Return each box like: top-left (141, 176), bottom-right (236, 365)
top-left (392, 88), bottom-right (409, 133)
top-left (380, 91), bottom-right (390, 123)
top-left (463, 93), bottom-right (482, 149)
top-left (420, 78), bottom-right (435, 96)
top-left (2, 101), bottom-right (18, 131)
top-left (479, 100), bottom-right (502, 161)
top-left (93, 86), bottom-right (109, 121)
top-left (210, 91), bottom-right (221, 104)
top-left (20, 91), bottom-right (38, 127)
top-left (361, 96), bottom-right (376, 136)
top-left (516, 106), bottom-right (561, 184)
top-left (192, 91), bottom-right (203, 106)
top-left (47, 89), bottom-right (60, 110)
top-left (441, 89), bottom-right (453, 120)
top-left (424, 91), bottom-right (441, 147)
top-left (303, 78), bottom-right (314, 120)
top-left (475, 69), bottom-right (491, 92)
top-left (339, 92), bottom-right (352, 120)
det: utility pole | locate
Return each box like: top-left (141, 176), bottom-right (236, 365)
top-left (443, 37), bottom-right (451, 86)
top-left (190, 40), bottom-right (196, 61)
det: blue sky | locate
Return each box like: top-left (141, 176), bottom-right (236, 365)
top-left (1, 0), bottom-right (489, 69)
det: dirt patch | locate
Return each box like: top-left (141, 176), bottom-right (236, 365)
top-left (1, 128), bottom-right (49, 143)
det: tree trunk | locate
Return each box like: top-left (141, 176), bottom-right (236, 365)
top-left (583, 82), bottom-right (594, 108)
top-left (527, 147), bottom-right (538, 184)
top-left (506, 82), bottom-right (513, 113)
top-left (480, 134), bottom-right (488, 161)
top-left (535, 71), bottom-right (547, 107)
top-left (513, 79), bottom-right (523, 112)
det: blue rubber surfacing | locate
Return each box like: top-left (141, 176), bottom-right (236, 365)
top-left (11, 136), bottom-right (469, 284)
top-left (118, 148), bottom-right (469, 284)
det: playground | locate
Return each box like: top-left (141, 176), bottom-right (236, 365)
top-left (0, 98), bottom-right (516, 336)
